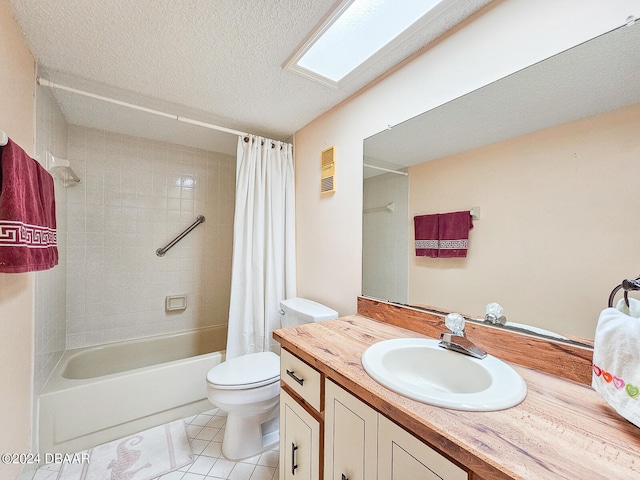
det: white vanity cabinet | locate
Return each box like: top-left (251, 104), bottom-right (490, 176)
top-left (324, 380), bottom-right (468, 480)
top-left (279, 348), bottom-right (468, 480)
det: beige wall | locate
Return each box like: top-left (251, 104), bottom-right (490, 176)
top-left (294, 0), bottom-right (640, 317)
top-left (408, 105), bottom-right (640, 339)
top-left (0, 1), bottom-right (36, 478)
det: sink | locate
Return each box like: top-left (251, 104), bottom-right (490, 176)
top-left (361, 337), bottom-right (527, 411)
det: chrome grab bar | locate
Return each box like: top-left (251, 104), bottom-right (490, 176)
top-left (156, 215), bottom-right (205, 257)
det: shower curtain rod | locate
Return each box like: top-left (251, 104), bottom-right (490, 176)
top-left (363, 163), bottom-right (409, 176)
top-left (37, 77), bottom-right (249, 137)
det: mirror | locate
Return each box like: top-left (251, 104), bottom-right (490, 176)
top-left (363, 22), bottom-right (640, 343)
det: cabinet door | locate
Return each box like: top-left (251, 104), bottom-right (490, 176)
top-left (280, 389), bottom-right (320, 480)
top-left (378, 416), bottom-right (468, 480)
top-left (324, 380), bottom-right (378, 480)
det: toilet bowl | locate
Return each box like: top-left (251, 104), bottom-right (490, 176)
top-left (206, 351), bottom-right (280, 460)
top-left (206, 297), bottom-right (338, 460)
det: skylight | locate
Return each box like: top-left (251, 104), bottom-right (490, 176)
top-left (286, 0), bottom-right (445, 87)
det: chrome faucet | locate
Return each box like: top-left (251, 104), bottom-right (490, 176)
top-left (438, 313), bottom-right (487, 359)
top-left (484, 302), bottom-right (507, 325)
top-left (484, 313), bottom-right (507, 325)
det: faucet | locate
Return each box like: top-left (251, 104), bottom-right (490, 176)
top-left (484, 302), bottom-right (507, 325)
top-left (484, 313), bottom-right (507, 325)
top-left (438, 313), bottom-right (487, 359)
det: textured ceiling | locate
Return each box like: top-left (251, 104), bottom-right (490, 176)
top-left (364, 21), bottom-right (640, 175)
top-left (7, 0), bottom-right (492, 154)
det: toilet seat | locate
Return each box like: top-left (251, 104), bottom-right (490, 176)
top-left (207, 351), bottom-right (280, 390)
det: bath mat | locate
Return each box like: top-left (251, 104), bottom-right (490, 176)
top-left (56, 420), bottom-right (193, 480)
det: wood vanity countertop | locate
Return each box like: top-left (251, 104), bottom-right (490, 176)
top-left (273, 315), bottom-right (640, 480)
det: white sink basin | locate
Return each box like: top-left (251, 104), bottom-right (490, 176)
top-left (361, 337), bottom-right (527, 411)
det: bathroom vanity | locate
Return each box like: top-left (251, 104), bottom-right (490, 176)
top-left (273, 299), bottom-right (640, 480)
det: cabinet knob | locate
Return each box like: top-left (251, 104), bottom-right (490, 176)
top-left (341, 475), bottom-right (349, 480)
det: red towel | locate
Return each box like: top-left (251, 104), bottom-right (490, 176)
top-left (0, 139), bottom-right (58, 273)
top-left (438, 211), bottom-right (473, 258)
top-left (414, 214), bottom-right (439, 258)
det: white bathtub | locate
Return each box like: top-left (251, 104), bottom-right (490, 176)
top-left (39, 325), bottom-right (227, 454)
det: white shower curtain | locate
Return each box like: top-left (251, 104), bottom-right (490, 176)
top-left (225, 135), bottom-right (297, 359)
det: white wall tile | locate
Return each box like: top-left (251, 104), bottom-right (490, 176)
top-left (66, 126), bottom-right (235, 347)
top-left (34, 87), bottom-right (68, 396)
top-left (362, 173), bottom-right (409, 303)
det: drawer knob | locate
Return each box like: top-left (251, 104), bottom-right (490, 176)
top-left (286, 369), bottom-right (305, 386)
top-left (342, 475), bottom-right (349, 480)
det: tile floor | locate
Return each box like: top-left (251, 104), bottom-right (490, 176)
top-left (33, 408), bottom-right (280, 480)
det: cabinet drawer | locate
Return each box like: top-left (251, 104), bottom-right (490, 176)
top-left (281, 349), bottom-right (322, 412)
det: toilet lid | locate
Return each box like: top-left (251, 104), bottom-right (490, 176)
top-left (207, 351), bottom-right (280, 390)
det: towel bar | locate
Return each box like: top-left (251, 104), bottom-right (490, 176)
top-left (608, 275), bottom-right (640, 307)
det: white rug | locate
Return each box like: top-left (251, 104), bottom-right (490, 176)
top-left (57, 420), bottom-right (193, 480)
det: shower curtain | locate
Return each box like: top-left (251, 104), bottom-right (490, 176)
top-left (225, 135), bottom-right (296, 359)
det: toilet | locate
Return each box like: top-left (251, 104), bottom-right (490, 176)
top-left (206, 297), bottom-right (338, 460)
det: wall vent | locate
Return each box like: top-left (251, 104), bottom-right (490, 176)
top-left (321, 146), bottom-right (336, 195)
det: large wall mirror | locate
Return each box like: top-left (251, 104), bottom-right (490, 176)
top-left (362, 22), bottom-right (640, 344)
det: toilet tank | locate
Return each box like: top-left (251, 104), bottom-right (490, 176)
top-left (279, 298), bottom-right (338, 328)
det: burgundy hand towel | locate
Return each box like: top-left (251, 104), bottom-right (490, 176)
top-left (438, 211), bottom-right (473, 258)
top-left (414, 214), bottom-right (439, 257)
top-left (0, 139), bottom-right (58, 273)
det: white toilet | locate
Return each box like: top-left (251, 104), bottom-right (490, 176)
top-left (206, 297), bottom-right (338, 460)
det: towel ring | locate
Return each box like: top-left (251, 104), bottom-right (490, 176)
top-left (608, 275), bottom-right (640, 307)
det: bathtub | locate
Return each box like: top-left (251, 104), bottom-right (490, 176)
top-left (39, 325), bottom-right (227, 454)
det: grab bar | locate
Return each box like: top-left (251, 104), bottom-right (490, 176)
top-left (156, 215), bottom-right (205, 257)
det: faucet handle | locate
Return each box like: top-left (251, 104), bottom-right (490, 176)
top-left (484, 302), bottom-right (507, 325)
top-left (445, 313), bottom-right (465, 336)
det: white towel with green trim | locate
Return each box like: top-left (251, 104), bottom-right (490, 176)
top-left (592, 303), bottom-right (640, 428)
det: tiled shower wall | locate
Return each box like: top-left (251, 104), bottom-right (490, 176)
top-left (66, 126), bottom-right (235, 348)
top-left (34, 87), bottom-right (68, 393)
top-left (362, 172), bottom-right (409, 304)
